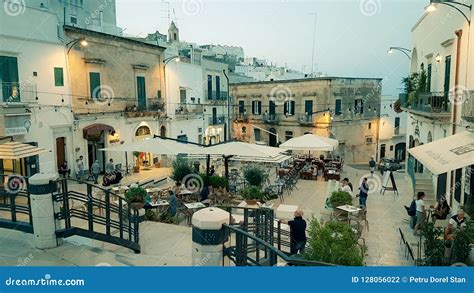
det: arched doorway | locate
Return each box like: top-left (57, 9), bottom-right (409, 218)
top-left (395, 142), bottom-right (406, 162)
top-left (83, 124), bottom-right (114, 172)
top-left (135, 124), bottom-right (153, 168)
top-left (160, 126), bottom-right (167, 138)
top-left (269, 128), bottom-right (277, 147)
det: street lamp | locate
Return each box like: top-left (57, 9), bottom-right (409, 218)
top-left (66, 38), bottom-right (88, 54)
top-left (164, 56), bottom-right (180, 66)
top-left (388, 47), bottom-right (411, 59)
top-left (425, 0), bottom-right (472, 24)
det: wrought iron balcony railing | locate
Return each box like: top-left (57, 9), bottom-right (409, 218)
top-left (297, 114), bottom-right (314, 125)
top-left (175, 104), bottom-right (204, 116)
top-left (262, 114), bottom-right (279, 124)
top-left (208, 115), bottom-right (226, 125)
top-left (399, 92), bottom-right (451, 115)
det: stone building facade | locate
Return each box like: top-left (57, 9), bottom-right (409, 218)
top-left (231, 77), bottom-right (382, 164)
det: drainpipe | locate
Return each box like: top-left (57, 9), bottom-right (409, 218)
top-left (448, 29), bottom-right (463, 207)
top-left (453, 29), bottom-right (462, 135)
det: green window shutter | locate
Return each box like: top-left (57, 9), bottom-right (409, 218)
top-left (0, 56), bottom-right (20, 102)
top-left (54, 67), bottom-right (64, 86)
top-left (89, 72), bottom-right (101, 99)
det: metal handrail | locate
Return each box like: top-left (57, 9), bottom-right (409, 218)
top-left (224, 224), bottom-right (334, 266)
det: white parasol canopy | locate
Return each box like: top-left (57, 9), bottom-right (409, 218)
top-left (408, 131), bottom-right (474, 175)
top-left (0, 142), bottom-right (48, 160)
top-left (100, 137), bottom-right (202, 156)
top-left (194, 141), bottom-right (287, 158)
top-left (279, 134), bottom-right (339, 151)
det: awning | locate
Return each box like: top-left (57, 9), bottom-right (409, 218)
top-left (100, 137), bottom-right (202, 156)
top-left (83, 124), bottom-right (115, 140)
top-left (280, 134), bottom-right (339, 151)
top-left (0, 142), bottom-right (48, 160)
top-left (408, 131), bottom-right (474, 175)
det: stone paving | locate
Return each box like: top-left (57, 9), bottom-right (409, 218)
top-left (268, 165), bottom-right (415, 266)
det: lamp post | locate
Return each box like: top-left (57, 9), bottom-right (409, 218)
top-left (425, 0), bottom-right (472, 24)
top-left (163, 55), bottom-right (181, 126)
top-left (388, 47), bottom-right (411, 59)
top-left (66, 38), bottom-right (88, 54)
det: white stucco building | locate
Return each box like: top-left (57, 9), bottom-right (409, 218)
top-left (378, 96), bottom-right (407, 162)
top-left (404, 0), bottom-right (474, 209)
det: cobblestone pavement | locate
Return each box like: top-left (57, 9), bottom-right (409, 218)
top-left (269, 165), bottom-right (415, 266)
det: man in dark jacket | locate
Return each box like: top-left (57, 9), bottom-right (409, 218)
top-left (286, 210), bottom-right (307, 255)
top-left (369, 157), bottom-right (376, 176)
top-left (358, 178), bottom-right (369, 207)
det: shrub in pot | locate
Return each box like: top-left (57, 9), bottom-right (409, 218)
top-left (125, 187), bottom-right (147, 210)
top-left (304, 219), bottom-right (364, 266)
top-left (243, 165), bottom-right (268, 188)
top-left (329, 191), bottom-right (352, 208)
top-left (171, 159), bottom-right (194, 182)
top-left (242, 186), bottom-right (265, 205)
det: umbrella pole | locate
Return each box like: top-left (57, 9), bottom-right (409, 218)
top-left (206, 155), bottom-right (210, 177)
top-left (125, 152), bottom-right (129, 175)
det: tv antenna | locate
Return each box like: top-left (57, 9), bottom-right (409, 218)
top-left (309, 12), bottom-right (317, 77)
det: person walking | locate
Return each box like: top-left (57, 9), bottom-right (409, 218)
top-left (76, 156), bottom-right (85, 180)
top-left (358, 177), bottom-right (369, 208)
top-left (105, 159), bottom-right (114, 174)
top-left (91, 160), bottom-right (100, 184)
top-left (414, 192), bottom-right (426, 235)
top-left (369, 157), bottom-right (376, 177)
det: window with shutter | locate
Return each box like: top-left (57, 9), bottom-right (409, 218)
top-left (89, 72), bottom-right (101, 99)
top-left (54, 67), bottom-right (64, 87)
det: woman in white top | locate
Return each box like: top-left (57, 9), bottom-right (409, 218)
top-left (414, 191), bottom-right (425, 235)
top-left (341, 178), bottom-right (356, 206)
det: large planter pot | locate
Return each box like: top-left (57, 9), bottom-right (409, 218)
top-left (133, 166), bottom-right (140, 173)
top-left (154, 162), bottom-right (161, 168)
top-left (130, 202), bottom-right (145, 210)
top-left (245, 199), bottom-right (258, 205)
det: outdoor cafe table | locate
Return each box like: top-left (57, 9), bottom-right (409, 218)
top-left (336, 205), bottom-right (361, 213)
top-left (149, 200), bottom-right (169, 213)
top-left (179, 189), bottom-right (196, 202)
top-left (324, 169), bottom-right (340, 181)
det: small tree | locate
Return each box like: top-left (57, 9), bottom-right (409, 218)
top-left (243, 165), bottom-right (268, 188)
top-left (305, 220), bottom-right (364, 266)
top-left (171, 159), bottom-right (194, 182)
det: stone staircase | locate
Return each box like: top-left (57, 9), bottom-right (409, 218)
top-left (414, 174), bottom-right (436, 206)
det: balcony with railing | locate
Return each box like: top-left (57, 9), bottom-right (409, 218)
top-left (174, 104), bottom-right (204, 117)
top-left (399, 92), bottom-right (451, 119)
top-left (297, 114), bottom-right (314, 126)
top-left (235, 113), bottom-right (249, 122)
top-left (208, 115), bottom-right (226, 125)
top-left (1, 82), bottom-right (37, 104)
top-left (74, 96), bottom-right (165, 117)
top-left (206, 90), bottom-right (228, 102)
top-left (263, 114), bottom-right (279, 124)
top-left (462, 91), bottom-right (474, 122)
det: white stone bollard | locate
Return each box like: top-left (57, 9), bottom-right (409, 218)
top-left (192, 207), bottom-right (230, 266)
top-left (29, 173), bottom-right (59, 249)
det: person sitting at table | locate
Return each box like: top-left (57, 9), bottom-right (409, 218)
top-left (200, 185), bottom-right (209, 202)
top-left (209, 166), bottom-right (216, 176)
top-left (174, 181), bottom-right (182, 196)
top-left (432, 197), bottom-right (450, 220)
top-left (447, 210), bottom-right (466, 229)
top-left (143, 192), bottom-right (154, 210)
top-left (344, 178), bottom-right (354, 192)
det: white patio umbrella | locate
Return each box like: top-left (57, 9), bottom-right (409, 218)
top-left (279, 134), bottom-right (339, 151)
top-left (0, 142), bottom-right (48, 160)
top-left (100, 137), bottom-right (202, 155)
top-left (194, 141), bottom-right (286, 158)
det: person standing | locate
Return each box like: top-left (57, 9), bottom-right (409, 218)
top-left (59, 161), bottom-right (71, 178)
top-left (105, 159), bottom-right (114, 174)
top-left (76, 156), bottom-right (85, 180)
top-left (414, 192), bottom-right (426, 235)
top-left (358, 178), bottom-right (369, 208)
top-left (286, 210), bottom-right (307, 255)
top-left (369, 157), bottom-right (376, 177)
top-left (91, 160), bottom-right (100, 184)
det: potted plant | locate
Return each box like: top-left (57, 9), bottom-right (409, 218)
top-left (243, 165), bottom-right (268, 188)
top-left (125, 186), bottom-right (147, 210)
top-left (304, 220), bottom-right (364, 266)
top-left (242, 186), bottom-right (264, 205)
top-left (329, 191), bottom-right (352, 208)
top-left (171, 159), bottom-right (194, 182)
top-left (133, 152), bottom-right (141, 173)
